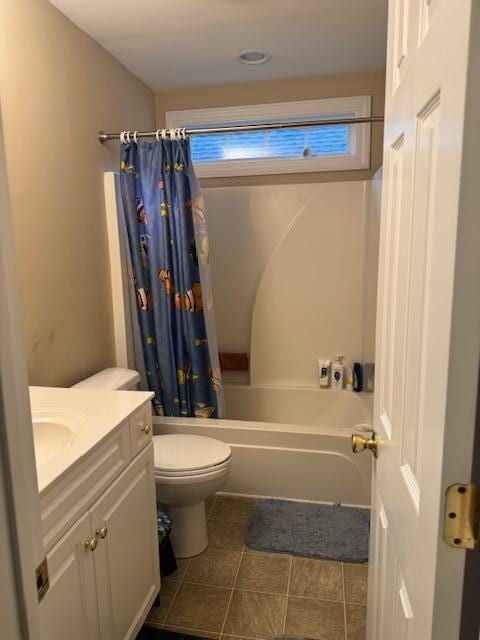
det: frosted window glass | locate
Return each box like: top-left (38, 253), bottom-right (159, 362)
top-left (190, 124), bottom-right (350, 163)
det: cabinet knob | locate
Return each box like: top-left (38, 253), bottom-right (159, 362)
top-left (140, 423), bottom-right (151, 434)
top-left (96, 526), bottom-right (108, 539)
top-left (85, 537), bottom-right (97, 551)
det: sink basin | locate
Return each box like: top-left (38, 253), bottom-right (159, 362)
top-left (32, 419), bottom-right (73, 466)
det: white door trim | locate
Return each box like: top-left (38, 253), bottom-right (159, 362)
top-left (0, 103), bottom-right (43, 638)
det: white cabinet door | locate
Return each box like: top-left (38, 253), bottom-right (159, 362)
top-left (368, 1), bottom-right (480, 639)
top-left (39, 512), bottom-right (99, 640)
top-left (91, 443), bottom-right (160, 640)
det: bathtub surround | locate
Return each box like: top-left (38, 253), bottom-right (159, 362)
top-left (119, 140), bottom-right (223, 418)
top-left (246, 500), bottom-right (369, 563)
top-left (205, 180), bottom-right (380, 387)
top-left (0, 0), bottom-right (155, 387)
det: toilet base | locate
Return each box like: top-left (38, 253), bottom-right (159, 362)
top-left (165, 501), bottom-right (208, 558)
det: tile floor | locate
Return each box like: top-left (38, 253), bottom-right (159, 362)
top-left (145, 496), bottom-right (367, 640)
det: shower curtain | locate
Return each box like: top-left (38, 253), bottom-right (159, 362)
top-left (119, 138), bottom-right (224, 418)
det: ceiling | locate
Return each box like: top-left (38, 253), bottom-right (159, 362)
top-left (49, 0), bottom-right (388, 90)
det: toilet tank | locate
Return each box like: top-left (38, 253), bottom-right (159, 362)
top-left (72, 367), bottom-right (141, 391)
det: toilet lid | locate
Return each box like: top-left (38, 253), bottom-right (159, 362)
top-left (153, 434), bottom-right (231, 473)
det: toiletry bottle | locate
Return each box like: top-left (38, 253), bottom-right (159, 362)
top-left (319, 359), bottom-right (331, 388)
top-left (331, 354), bottom-right (345, 390)
top-left (345, 363), bottom-right (353, 391)
top-left (353, 362), bottom-right (363, 392)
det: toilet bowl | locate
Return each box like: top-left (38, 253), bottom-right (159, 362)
top-left (153, 434), bottom-right (231, 558)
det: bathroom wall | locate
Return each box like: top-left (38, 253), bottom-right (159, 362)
top-left (0, 0), bottom-right (155, 386)
top-left (155, 71), bottom-right (385, 187)
top-left (204, 179), bottom-right (380, 388)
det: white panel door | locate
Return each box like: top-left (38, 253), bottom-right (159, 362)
top-left (367, 1), bottom-right (480, 639)
top-left (91, 444), bottom-right (160, 640)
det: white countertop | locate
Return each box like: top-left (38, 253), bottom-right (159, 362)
top-left (30, 386), bottom-right (154, 494)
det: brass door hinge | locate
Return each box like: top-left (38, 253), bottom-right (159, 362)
top-left (444, 483), bottom-right (479, 550)
top-left (36, 556), bottom-right (49, 602)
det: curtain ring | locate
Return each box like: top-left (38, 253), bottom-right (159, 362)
top-left (155, 129), bottom-right (160, 142)
top-left (182, 128), bottom-right (187, 140)
top-left (133, 130), bottom-right (138, 144)
top-left (169, 128), bottom-right (176, 140)
top-left (120, 131), bottom-right (124, 144)
top-left (126, 131), bottom-right (131, 143)
top-left (161, 129), bottom-right (167, 140)
top-left (176, 128), bottom-right (182, 140)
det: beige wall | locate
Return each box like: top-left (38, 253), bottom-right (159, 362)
top-left (156, 71), bottom-right (385, 187)
top-left (0, 0), bottom-right (155, 387)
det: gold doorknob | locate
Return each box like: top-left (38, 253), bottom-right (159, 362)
top-left (96, 526), bottom-right (108, 539)
top-left (352, 430), bottom-right (379, 458)
top-left (141, 423), bottom-right (151, 434)
top-left (85, 537), bottom-right (98, 551)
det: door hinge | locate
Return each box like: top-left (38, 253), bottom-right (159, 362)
top-left (36, 556), bottom-right (49, 602)
top-left (444, 483), bottom-right (479, 551)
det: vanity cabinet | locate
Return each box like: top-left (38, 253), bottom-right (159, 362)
top-left (92, 445), bottom-right (159, 640)
top-left (38, 512), bottom-right (99, 640)
top-left (39, 403), bottom-right (159, 640)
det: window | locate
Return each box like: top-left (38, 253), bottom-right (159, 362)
top-left (166, 96), bottom-right (371, 178)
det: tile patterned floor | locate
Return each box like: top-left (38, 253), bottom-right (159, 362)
top-left (145, 496), bottom-right (367, 640)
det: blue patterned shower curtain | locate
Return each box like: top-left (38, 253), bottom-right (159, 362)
top-left (119, 139), bottom-right (224, 418)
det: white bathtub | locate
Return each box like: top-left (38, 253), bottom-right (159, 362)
top-left (153, 385), bottom-right (373, 508)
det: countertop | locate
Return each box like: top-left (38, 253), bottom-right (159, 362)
top-left (30, 386), bottom-right (153, 494)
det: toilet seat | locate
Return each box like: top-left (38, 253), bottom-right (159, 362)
top-left (154, 457), bottom-right (231, 478)
top-left (153, 434), bottom-right (231, 478)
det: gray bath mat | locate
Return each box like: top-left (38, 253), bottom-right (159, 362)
top-left (246, 499), bottom-right (369, 562)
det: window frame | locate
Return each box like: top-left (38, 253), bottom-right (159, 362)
top-left (165, 95), bottom-right (372, 178)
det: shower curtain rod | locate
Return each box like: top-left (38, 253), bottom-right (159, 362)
top-left (97, 115), bottom-right (384, 143)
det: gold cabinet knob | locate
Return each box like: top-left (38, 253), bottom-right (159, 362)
top-left (96, 526), bottom-right (108, 539)
top-left (141, 423), bottom-right (151, 434)
top-left (85, 537), bottom-right (98, 551)
top-left (351, 431), bottom-right (379, 458)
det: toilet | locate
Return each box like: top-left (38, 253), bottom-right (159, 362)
top-left (153, 433), bottom-right (231, 557)
top-left (72, 367), bottom-right (232, 558)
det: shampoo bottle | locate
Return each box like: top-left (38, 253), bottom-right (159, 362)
top-left (331, 354), bottom-right (345, 390)
top-left (319, 359), bottom-right (331, 388)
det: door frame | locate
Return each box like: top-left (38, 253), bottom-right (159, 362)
top-left (0, 103), bottom-right (43, 638)
top-left (434, 2), bottom-right (480, 633)
top-left (460, 364), bottom-right (480, 639)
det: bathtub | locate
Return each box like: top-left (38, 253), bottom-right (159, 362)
top-left (154, 385), bottom-right (373, 509)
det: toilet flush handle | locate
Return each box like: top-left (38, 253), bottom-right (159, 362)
top-left (141, 423), bottom-right (151, 434)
